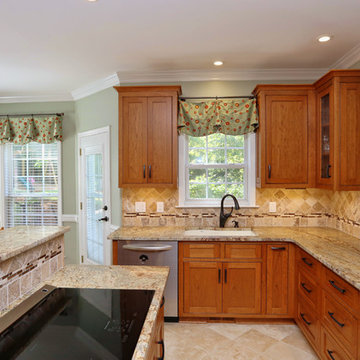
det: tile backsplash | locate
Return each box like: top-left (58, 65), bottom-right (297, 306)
top-left (122, 187), bottom-right (359, 237)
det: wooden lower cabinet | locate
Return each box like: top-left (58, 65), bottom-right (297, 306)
top-left (321, 328), bottom-right (353, 360)
top-left (222, 262), bottom-right (262, 315)
top-left (146, 301), bottom-right (164, 360)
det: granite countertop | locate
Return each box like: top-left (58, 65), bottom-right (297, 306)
top-left (0, 264), bottom-right (169, 360)
top-left (0, 226), bottom-right (70, 262)
top-left (109, 226), bottom-right (360, 291)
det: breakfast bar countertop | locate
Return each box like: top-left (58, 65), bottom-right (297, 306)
top-left (0, 226), bottom-right (70, 262)
top-left (109, 226), bottom-right (360, 291)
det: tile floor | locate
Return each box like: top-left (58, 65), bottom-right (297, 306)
top-left (164, 322), bottom-right (319, 359)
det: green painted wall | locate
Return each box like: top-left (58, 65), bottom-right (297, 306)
top-left (0, 101), bottom-right (78, 264)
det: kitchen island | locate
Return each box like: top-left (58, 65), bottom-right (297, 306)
top-left (0, 264), bottom-right (169, 360)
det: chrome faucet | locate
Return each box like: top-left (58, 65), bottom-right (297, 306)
top-left (219, 194), bottom-right (240, 228)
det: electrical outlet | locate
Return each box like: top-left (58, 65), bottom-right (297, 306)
top-left (135, 202), bottom-right (146, 213)
top-left (269, 202), bottom-right (277, 213)
top-left (156, 202), bottom-right (164, 213)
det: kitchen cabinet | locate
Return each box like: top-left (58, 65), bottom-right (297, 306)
top-left (314, 70), bottom-right (360, 190)
top-left (115, 86), bottom-right (182, 187)
top-left (179, 242), bottom-right (295, 319)
top-left (252, 85), bottom-right (316, 188)
top-left (266, 244), bottom-right (295, 316)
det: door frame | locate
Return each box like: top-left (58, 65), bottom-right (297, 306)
top-left (78, 126), bottom-right (112, 265)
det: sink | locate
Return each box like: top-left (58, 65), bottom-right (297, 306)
top-left (184, 229), bottom-right (256, 237)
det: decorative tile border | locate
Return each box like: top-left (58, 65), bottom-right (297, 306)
top-left (0, 235), bottom-right (64, 312)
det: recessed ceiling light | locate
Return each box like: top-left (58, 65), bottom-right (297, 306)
top-left (317, 35), bottom-right (332, 43)
top-left (87, 0), bottom-right (98, 2)
top-left (213, 61), bottom-right (223, 66)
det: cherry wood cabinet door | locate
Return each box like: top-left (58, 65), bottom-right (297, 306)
top-left (266, 244), bottom-right (290, 315)
top-left (120, 97), bottom-right (148, 185)
top-left (265, 95), bottom-right (309, 185)
top-left (339, 82), bottom-right (360, 190)
top-left (222, 262), bottom-right (262, 315)
top-left (183, 261), bottom-right (222, 315)
top-left (147, 97), bottom-right (174, 185)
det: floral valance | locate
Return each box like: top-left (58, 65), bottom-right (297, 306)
top-left (178, 98), bottom-right (258, 137)
top-left (0, 115), bottom-right (63, 144)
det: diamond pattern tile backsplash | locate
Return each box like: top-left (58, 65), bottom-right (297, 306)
top-left (121, 187), bottom-right (360, 237)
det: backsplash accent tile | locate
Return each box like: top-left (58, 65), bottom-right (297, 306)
top-left (0, 235), bottom-right (64, 312)
top-left (122, 187), bottom-right (360, 238)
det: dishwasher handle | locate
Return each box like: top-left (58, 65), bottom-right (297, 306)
top-left (122, 244), bottom-right (173, 252)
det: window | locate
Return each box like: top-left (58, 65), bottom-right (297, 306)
top-left (0, 142), bottom-right (61, 227)
top-left (179, 133), bottom-right (256, 207)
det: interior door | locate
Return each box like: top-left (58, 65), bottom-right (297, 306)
top-left (79, 127), bottom-right (111, 265)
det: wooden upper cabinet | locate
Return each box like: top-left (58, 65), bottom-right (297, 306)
top-left (253, 85), bottom-right (315, 188)
top-left (314, 70), bottom-right (360, 190)
top-left (115, 86), bottom-right (182, 187)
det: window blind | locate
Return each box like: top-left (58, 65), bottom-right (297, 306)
top-left (4, 142), bottom-right (60, 227)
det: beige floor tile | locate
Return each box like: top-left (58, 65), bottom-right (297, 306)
top-left (234, 329), bottom-right (279, 353)
top-left (207, 323), bottom-right (253, 340)
top-left (261, 341), bottom-right (318, 360)
top-left (249, 324), bottom-right (299, 341)
top-left (282, 331), bottom-right (318, 356)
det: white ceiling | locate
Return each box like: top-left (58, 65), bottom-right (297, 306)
top-left (1, 0), bottom-right (360, 100)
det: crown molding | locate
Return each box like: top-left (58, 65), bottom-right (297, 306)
top-left (71, 73), bottom-right (120, 100)
top-left (0, 94), bottom-right (73, 104)
top-left (331, 42), bottom-right (360, 69)
top-left (117, 68), bottom-right (328, 83)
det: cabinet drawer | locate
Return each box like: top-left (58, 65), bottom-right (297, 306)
top-left (224, 244), bottom-right (262, 260)
top-left (323, 267), bottom-right (359, 312)
top-left (296, 248), bottom-right (321, 276)
top-left (322, 293), bottom-right (358, 356)
top-left (298, 270), bottom-right (319, 308)
top-left (182, 243), bottom-right (221, 259)
top-left (321, 328), bottom-right (353, 360)
top-left (297, 294), bottom-right (320, 345)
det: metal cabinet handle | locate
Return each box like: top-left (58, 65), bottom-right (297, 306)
top-left (156, 339), bottom-right (164, 360)
top-left (302, 257), bottom-right (313, 267)
top-left (271, 246), bottom-right (286, 250)
top-left (122, 244), bottom-right (172, 252)
top-left (224, 269), bottom-right (227, 284)
top-left (329, 280), bottom-right (346, 294)
top-left (301, 282), bottom-right (312, 293)
top-left (327, 350), bottom-right (336, 360)
top-left (300, 313), bottom-right (311, 326)
top-left (268, 164), bottom-right (271, 179)
top-left (327, 164), bottom-right (332, 178)
top-left (149, 164), bottom-right (152, 178)
top-left (143, 165), bottom-right (146, 178)
top-left (328, 312), bottom-right (345, 328)
top-left (218, 269), bottom-right (221, 284)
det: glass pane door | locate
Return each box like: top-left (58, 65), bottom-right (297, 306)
top-left (85, 152), bottom-right (104, 264)
top-left (320, 93), bottom-right (331, 179)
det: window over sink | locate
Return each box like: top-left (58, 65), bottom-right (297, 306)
top-left (178, 133), bottom-right (256, 207)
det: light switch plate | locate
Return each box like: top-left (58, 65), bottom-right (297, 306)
top-left (135, 202), bottom-right (146, 213)
top-left (269, 202), bottom-right (277, 213)
top-left (156, 202), bottom-right (164, 213)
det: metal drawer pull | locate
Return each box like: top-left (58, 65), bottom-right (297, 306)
top-left (149, 164), bottom-right (152, 178)
top-left (224, 269), bottom-right (227, 283)
top-left (122, 244), bottom-right (172, 252)
top-left (327, 350), bottom-right (335, 360)
top-left (300, 313), bottom-right (311, 326)
top-left (271, 246), bottom-right (286, 250)
top-left (327, 164), bottom-right (332, 178)
top-left (328, 312), bottom-right (345, 328)
top-left (218, 269), bottom-right (221, 284)
top-left (143, 165), bottom-right (146, 178)
top-left (156, 339), bottom-right (164, 360)
top-left (301, 257), bottom-right (313, 267)
top-left (268, 164), bottom-right (271, 178)
top-left (329, 280), bottom-right (346, 294)
top-left (301, 282), bottom-right (312, 293)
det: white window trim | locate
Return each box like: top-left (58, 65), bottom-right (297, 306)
top-left (178, 133), bottom-right (257, 208)
top-left (0, 141), bottom-right (62, 228)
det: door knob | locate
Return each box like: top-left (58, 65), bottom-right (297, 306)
top-left (98, 216), bottom-right (109, 222)
top-left (103, 205), bottom-right (108, 211)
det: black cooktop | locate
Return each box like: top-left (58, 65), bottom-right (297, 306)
top-left (0, 287), bottom-right (154, 360)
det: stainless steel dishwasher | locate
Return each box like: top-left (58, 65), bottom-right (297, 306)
top-left (117, 240), bottom-right (178, 321)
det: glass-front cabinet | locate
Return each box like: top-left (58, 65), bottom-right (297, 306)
top-left (317, 84), bottom-right (333, 187)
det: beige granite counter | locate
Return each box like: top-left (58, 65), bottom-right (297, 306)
top-left (0, 226), bottom-right (70, 262)
top-left (0, 264), bottom-right (169, 360)
top-left (109, 226), bottom-right (360, 291)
